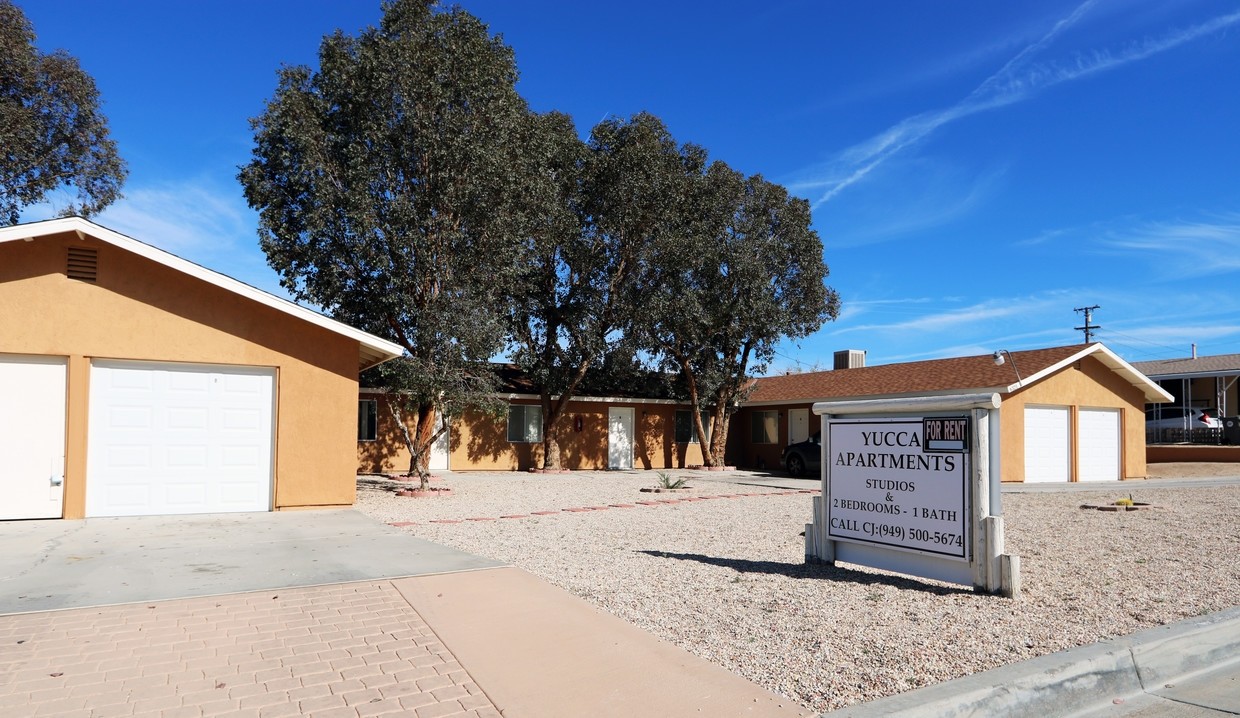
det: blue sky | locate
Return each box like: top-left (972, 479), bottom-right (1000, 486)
top-left (18, 0), bottom-right (1240, 372)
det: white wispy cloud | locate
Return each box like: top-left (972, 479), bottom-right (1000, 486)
top-left (1097, 213), bottom-right (1240, 278)
top-left (23, 176), bottom-right (287, 298)
top-left (792, 3), bottom-right (1240, 208)
top-left (93, 180), bottom-right (255, 256)
top-left (832, 293), bottom-right (1068, 336)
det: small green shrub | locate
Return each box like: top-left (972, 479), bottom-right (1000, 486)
top-left (657, 471), bottom-right (688, 489)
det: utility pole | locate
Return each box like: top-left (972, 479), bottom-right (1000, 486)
top-left (1074, 305), bottom-right (1101, 344)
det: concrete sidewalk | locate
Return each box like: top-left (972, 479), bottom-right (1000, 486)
top-left (832, 606), bottom-right (1240, 717)
top-left (0, 569), bottom-right (807, 717)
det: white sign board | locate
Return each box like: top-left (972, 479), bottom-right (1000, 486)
top-left (828, 418), bottom-right (970, 560)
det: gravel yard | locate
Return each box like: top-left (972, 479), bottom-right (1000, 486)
top-left (356, 471), bottom-right (1240, 714)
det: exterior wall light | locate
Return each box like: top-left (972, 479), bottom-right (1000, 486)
top-left (992, 350), bottom-right (1023, 385)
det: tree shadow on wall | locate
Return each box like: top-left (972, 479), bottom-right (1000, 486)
top-left (636, 550), bottom-right (974, 595)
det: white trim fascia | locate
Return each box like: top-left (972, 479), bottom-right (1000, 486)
top-left (0, 217), bottom-right (404, 370)
top-left (1036, 343), bottom-right (1174, 403)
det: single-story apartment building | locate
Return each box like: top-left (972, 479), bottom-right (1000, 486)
top-left (358, 367), bottom-right (709, 473)
top-left (1, 217), bottom-right (402, 520)
top-left (361, 343), bottom-right (1172, 483)
top-left (731, 344), bottom-right (1172, 482)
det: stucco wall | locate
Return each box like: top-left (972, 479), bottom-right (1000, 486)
top-left (0, 232), bottom-right (360, 517)
top-left (358, 395), bottom-right (706, 472)
top-left (998, 354), bottom-right (1148, 482)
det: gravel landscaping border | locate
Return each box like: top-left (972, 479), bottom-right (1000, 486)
top-left (356, 472), bottom-right (1240, 714)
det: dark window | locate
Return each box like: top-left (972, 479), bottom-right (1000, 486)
top-left (675, 410), bottom-right (711, 443)
top-left (358, 399), bottom-right (377, 441)
top-left (751, 411), bottom-right (778, 444)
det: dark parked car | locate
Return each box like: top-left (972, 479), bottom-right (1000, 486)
top-left (781, 431), bottom-right (821, 477)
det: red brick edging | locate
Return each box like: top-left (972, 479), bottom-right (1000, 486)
top-left (388, 490), bottom-right (818, 528)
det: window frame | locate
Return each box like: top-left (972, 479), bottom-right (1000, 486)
top-left (507, 404), bottom-right (543, 443)
top-left (751, 410), bottom-right (779, 445)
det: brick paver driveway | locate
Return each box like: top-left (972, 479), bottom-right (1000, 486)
top-left (0, 580), bottom-right (499, 718)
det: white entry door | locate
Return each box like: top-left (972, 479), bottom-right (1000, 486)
top-left (1025, 406), bottom-right (1071, 483)
top-left (87, 360), bottom-right (275, 517)
top-left (428, 413), bottom-right (450, 471)
top-left (0, 355), bottom-right (67, 520)
top-left (608, 407), bottom-right (634, 470)
top-left (1078, 408), bottom-right (1120, 482)
top-left (788, 408), bottom-right (809, 445)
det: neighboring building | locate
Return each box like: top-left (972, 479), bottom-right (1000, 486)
top-left (1132, 352), bottom-right (1240, 442)
top-left (358, 367), bottom-right (710, 473)
top-left (0, 217), bottom-right (402, 520)
top-left (732, 343), bottom-right (1172, 483)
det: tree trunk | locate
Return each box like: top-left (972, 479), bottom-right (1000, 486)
top-left (678, 356), bottom-right (715, 466)
top-left (708, 406), bottom-right (731, 468)
top-left (541, 391), bottom-right (564, 470)
top-left (413, 403), bottom-right (436, 490)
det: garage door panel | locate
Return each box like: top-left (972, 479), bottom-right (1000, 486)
top-left (223, 408), bottom-right (262, 430)
top-left (88, 361), bottom-right (274, 517)
top-left (167, 445), bottom-right (208, 467)
top-left (168, 407), bottom-right (208, 429)
top-left (1025, 406), bottom-right (1070, 483)
top-left (1079, 408), bottom-right (1120, 482)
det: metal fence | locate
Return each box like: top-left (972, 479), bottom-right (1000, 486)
top-left (1147, 427), bottom-right (1225, 445)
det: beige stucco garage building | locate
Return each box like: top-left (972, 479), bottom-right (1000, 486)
top-left (1, 217), bottom-right (402, 520)
top-left (735, 344), bottom-right (1173, 482)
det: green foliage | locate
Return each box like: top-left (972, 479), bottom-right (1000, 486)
top-left (635, 158), bottom-right (840, 464)
top-left (505, 111), bottom-right (703, 468)
top-left (240, 0), bottom-right (531, 473)
top-left (656, 471), bottom-right (688, 489)
top-left (0, 0), bottom-right (127, 224)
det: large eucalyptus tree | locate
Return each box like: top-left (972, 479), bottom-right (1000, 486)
top-left (506, 111), bottom-right (704, 469)
top-left (239, 0), bottom-right (529, 483)
top-left (637, 161), bottom-right (840, 466)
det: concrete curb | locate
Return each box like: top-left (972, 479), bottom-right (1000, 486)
top-left (831, 605), bottom-right (1240, 717)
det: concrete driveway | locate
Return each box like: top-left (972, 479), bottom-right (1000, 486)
top-left (0, 509), bottom-right (805, 717)
top-left (0, 509), bottom-right (502, 615)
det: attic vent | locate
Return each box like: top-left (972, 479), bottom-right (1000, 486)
top-left (66, 247), bottom-right (98, 282)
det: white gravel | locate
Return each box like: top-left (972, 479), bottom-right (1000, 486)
top-left (355, 472), bottom-right (1240, 714)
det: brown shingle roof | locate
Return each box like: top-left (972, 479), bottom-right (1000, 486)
top-left (748, 345), bottom-right (1095, 403)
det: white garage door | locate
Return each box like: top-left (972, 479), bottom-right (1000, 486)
top-left (0, 355), bottom-right (67, 520)
top-left (87, 361), bottom-right (275, 517)
top-left (1078, 408), bottom-right (1121, 482)
top-left (1025, 406), bottom-right (1070, 483)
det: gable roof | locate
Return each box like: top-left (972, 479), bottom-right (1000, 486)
top-left (748, 343), bottom-right (1173, 405)
top-left (0, 217), bottom-right (403, 371)
top-left (1131, 353), bottom-right (1240, 379)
